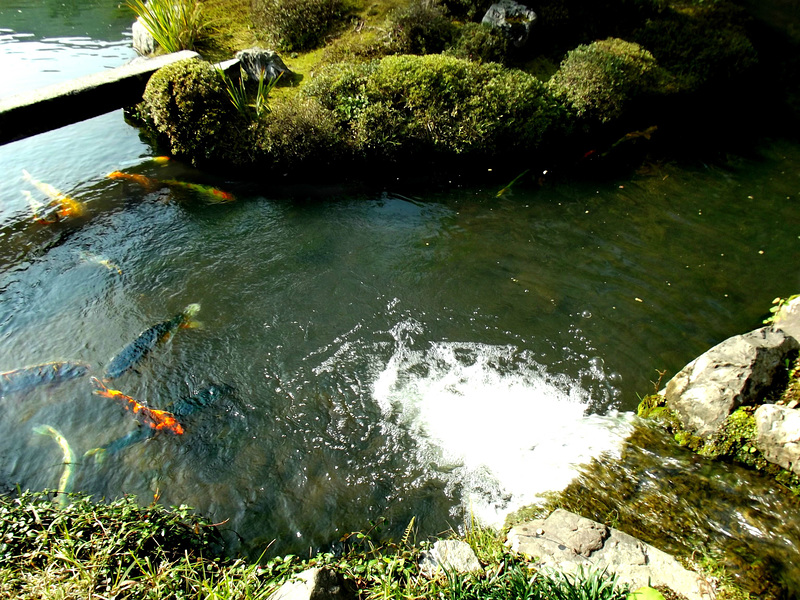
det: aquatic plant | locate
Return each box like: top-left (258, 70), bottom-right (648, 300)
top-left (128, 0), bottom-right (208, 53)
top-left (251, 0), bottom-right (347, 51)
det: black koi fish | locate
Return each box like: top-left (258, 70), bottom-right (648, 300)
top-left (104, 303), bottom-right (200, 380)
top-left (0, 361), bottom-right (90, 396)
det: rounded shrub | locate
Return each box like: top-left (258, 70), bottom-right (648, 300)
top-left (305, 54), bottom-right (563, 160)
top-left (140, 58), bottom-right (251, 164)
top-left (387, 0), bottom-right (457, 55)
top-left (257, 96), bottom-right (347, 171)
top-left (251, 0), bottom-right (346, 51)
top-left (447, 22), bottom-right (510, 65)
top-left (547, 37), bottom-right (659, 126)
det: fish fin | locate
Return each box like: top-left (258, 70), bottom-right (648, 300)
top-left (180, 320), bottom-right (203, 330)
top-left (84, 447), bottom-right (107, 465)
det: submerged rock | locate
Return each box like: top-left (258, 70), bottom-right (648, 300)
top-left (665, 327), bottom-right (799, 439)
top-left (481, 0), bottom-right (537, 48)
top-left (507, 509), bottom-right (715, 600)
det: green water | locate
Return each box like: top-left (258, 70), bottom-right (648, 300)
top-left (1, 0), bottom-right (800, 595)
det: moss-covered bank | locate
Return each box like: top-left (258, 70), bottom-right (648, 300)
top-left (129, 0), bottom-right (769, 182)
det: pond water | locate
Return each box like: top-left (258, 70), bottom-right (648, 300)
top-left (1, 0), bottom-right (800, 592)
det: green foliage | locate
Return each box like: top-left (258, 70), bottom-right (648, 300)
top-left (764, 294), bottom-right (800, 325)
top-left (547, 37), bottom-right (660, 126)
top-left (387, 0), bottom-right (457, 55)
top-left (257, 96), bottom-right (346, 170)
top-left (217, 67), bottom-right (281, 118)
top-left (251, 0), bottom-right (347, 51)
top-left (305, 54), bottom-right (564, 160)
top-left (632, 3), bottom-right (757, 93)
top-left (446, 22), bottom-right (511, 65)
top-left (128, 0), bottom-right (207, 53)
top-left (140, 59), bottom-right (253, 164)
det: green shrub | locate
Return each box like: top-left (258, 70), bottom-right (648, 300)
top-left (387, 0), bottom-right (456, 55)
top-left (547, 38), bottom-right (660, 125)
top-left (140, 59), bottom-right (253, 164)
top-left (128, 0), bottom-right (207, 53)
top-left (305, 54), bottom-right (563, 159)
top-left (447, 22), bottom-right (510, 65)
top-left (632, 4), bottom-right (757, 93)
top-left (251, 0), bottom-right (347, 51)
top-left (257, 97), bottom-right (347, 170)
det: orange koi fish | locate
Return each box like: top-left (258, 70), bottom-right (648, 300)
top-left (107, 170), bottom-right (160, 192)
top-left (151, 156), bottom-right (171, 165)
top-left (22, 169), bottom-right (86, 219)
top-left (162, 179), bottom-right (235, 203)
top-left (91, 377), bottom-right (184, 435)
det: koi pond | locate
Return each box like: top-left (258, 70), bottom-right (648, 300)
top-left (1, 0), bottom-right (800, 594)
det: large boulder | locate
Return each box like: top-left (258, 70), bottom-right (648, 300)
top-left (132, 17), bottom-right (156, 55)
top-left (755, 404), bottom-right (800, 475)
top-left (481, 0), bottom-right (537, 48)
top-left (666, 327), bottom-right (799, 439)
top-left (507, 510), bottom-right (715, 600)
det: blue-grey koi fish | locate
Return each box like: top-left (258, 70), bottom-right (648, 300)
top-left (104, 303), bottom-right (201, 380)
top-left (85, 383), bottom-right (233, 463)
top-left (0, 361), bottom-right (90, 396)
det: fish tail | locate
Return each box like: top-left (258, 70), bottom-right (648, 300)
top-left (33, 424), bottom-right (76, 506)
top-left (90, 376), bottom-right (112, 398)
top-left (183, 303), bottom-right (201, 318)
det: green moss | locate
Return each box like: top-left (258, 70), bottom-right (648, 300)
top-left (636, 393), bottom-right (666, 418)
top-left (387, 0), bottom-right (456, 55)
top-left (446, 22), bottom-right (511, 65)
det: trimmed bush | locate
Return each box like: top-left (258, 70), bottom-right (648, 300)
top-left (387, 0), bottom-right (456, 55)
top-left (446, 22), bottom-right (510, 65)
top-left (251, 0), bottom-right (346, 51)
top-left (305, 54), bottom-right (564, 159)
top-left (257, 97), bottom-right (346, 170)
top-left (632, 4), bottom-right (757, 93)
top-left (140, 59), bottom-right (253, 164)
top-left (547, 37), bottom-right (659, 126)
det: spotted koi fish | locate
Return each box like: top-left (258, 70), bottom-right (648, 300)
top-left (104, 303), bottom-right (201, 380)
top-left (0, 361), bottom-right (90, 396)
top-left (22, 169), bottom-right (86, 219)
top-left (162, 179), bottom-right (235, 203)
top-left (90, 377), bottom-right (184, 435)
top-left (107, 170), bottom-right (160, 192)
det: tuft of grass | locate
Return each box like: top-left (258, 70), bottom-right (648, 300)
top-left (128, 0), bottom-right (208, 53)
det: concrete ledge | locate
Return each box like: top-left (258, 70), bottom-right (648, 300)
top-left (0, 50), bottom-right (200, 146)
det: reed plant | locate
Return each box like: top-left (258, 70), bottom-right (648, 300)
top-left (128, 0), bottom-right (207, 53)
top-left (217, 67), bottom-right (281, 118)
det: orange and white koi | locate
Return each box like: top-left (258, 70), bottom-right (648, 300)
top-left (162, 179), bottom-right (235, 203)
top-left (107, 170), bottom-right (160, 192)
top-left (91, 377), bottom-right (184, 435)
top-left (22, 169), bottom-right (86, 219)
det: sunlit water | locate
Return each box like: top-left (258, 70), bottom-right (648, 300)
top-left (1, 1), bottom-right (800, 593)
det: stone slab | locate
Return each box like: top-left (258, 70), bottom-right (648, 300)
top-left (0, 50), bottom-right (201, 145)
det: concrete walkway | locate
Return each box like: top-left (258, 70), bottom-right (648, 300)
top-left (0, 50), bottom-right (200, 146)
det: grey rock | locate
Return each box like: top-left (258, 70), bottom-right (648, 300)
top-left (666, 327), bottom-right (799, 438)
top-left (755, 403), bottom-right (800, 475)
top-left (235, 48), bottom-right (295, 82)
top-left (507, 510), bottom-right (716, 600)
top-left (271, 567), bottom-right (354, 600)
top-left (419, 540), bottom-right (482, 577)
top-left (772, 296), bottom-right (800, 341)
top-left (132, 17), bottom-right (156, 56)
top-left (481, 0), bottom-right (537, 47)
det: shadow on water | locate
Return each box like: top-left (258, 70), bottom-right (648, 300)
top-left (555, 422), bottom-right (800, 598)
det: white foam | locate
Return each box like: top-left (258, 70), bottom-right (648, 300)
top-left (372, 339), bottom-right (635, 528)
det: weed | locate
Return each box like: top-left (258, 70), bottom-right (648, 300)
top-left (128, 0), bottom-right (208, 53)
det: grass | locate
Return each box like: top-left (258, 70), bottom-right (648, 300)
top-left (0, 493), bottom-right (635, 600)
